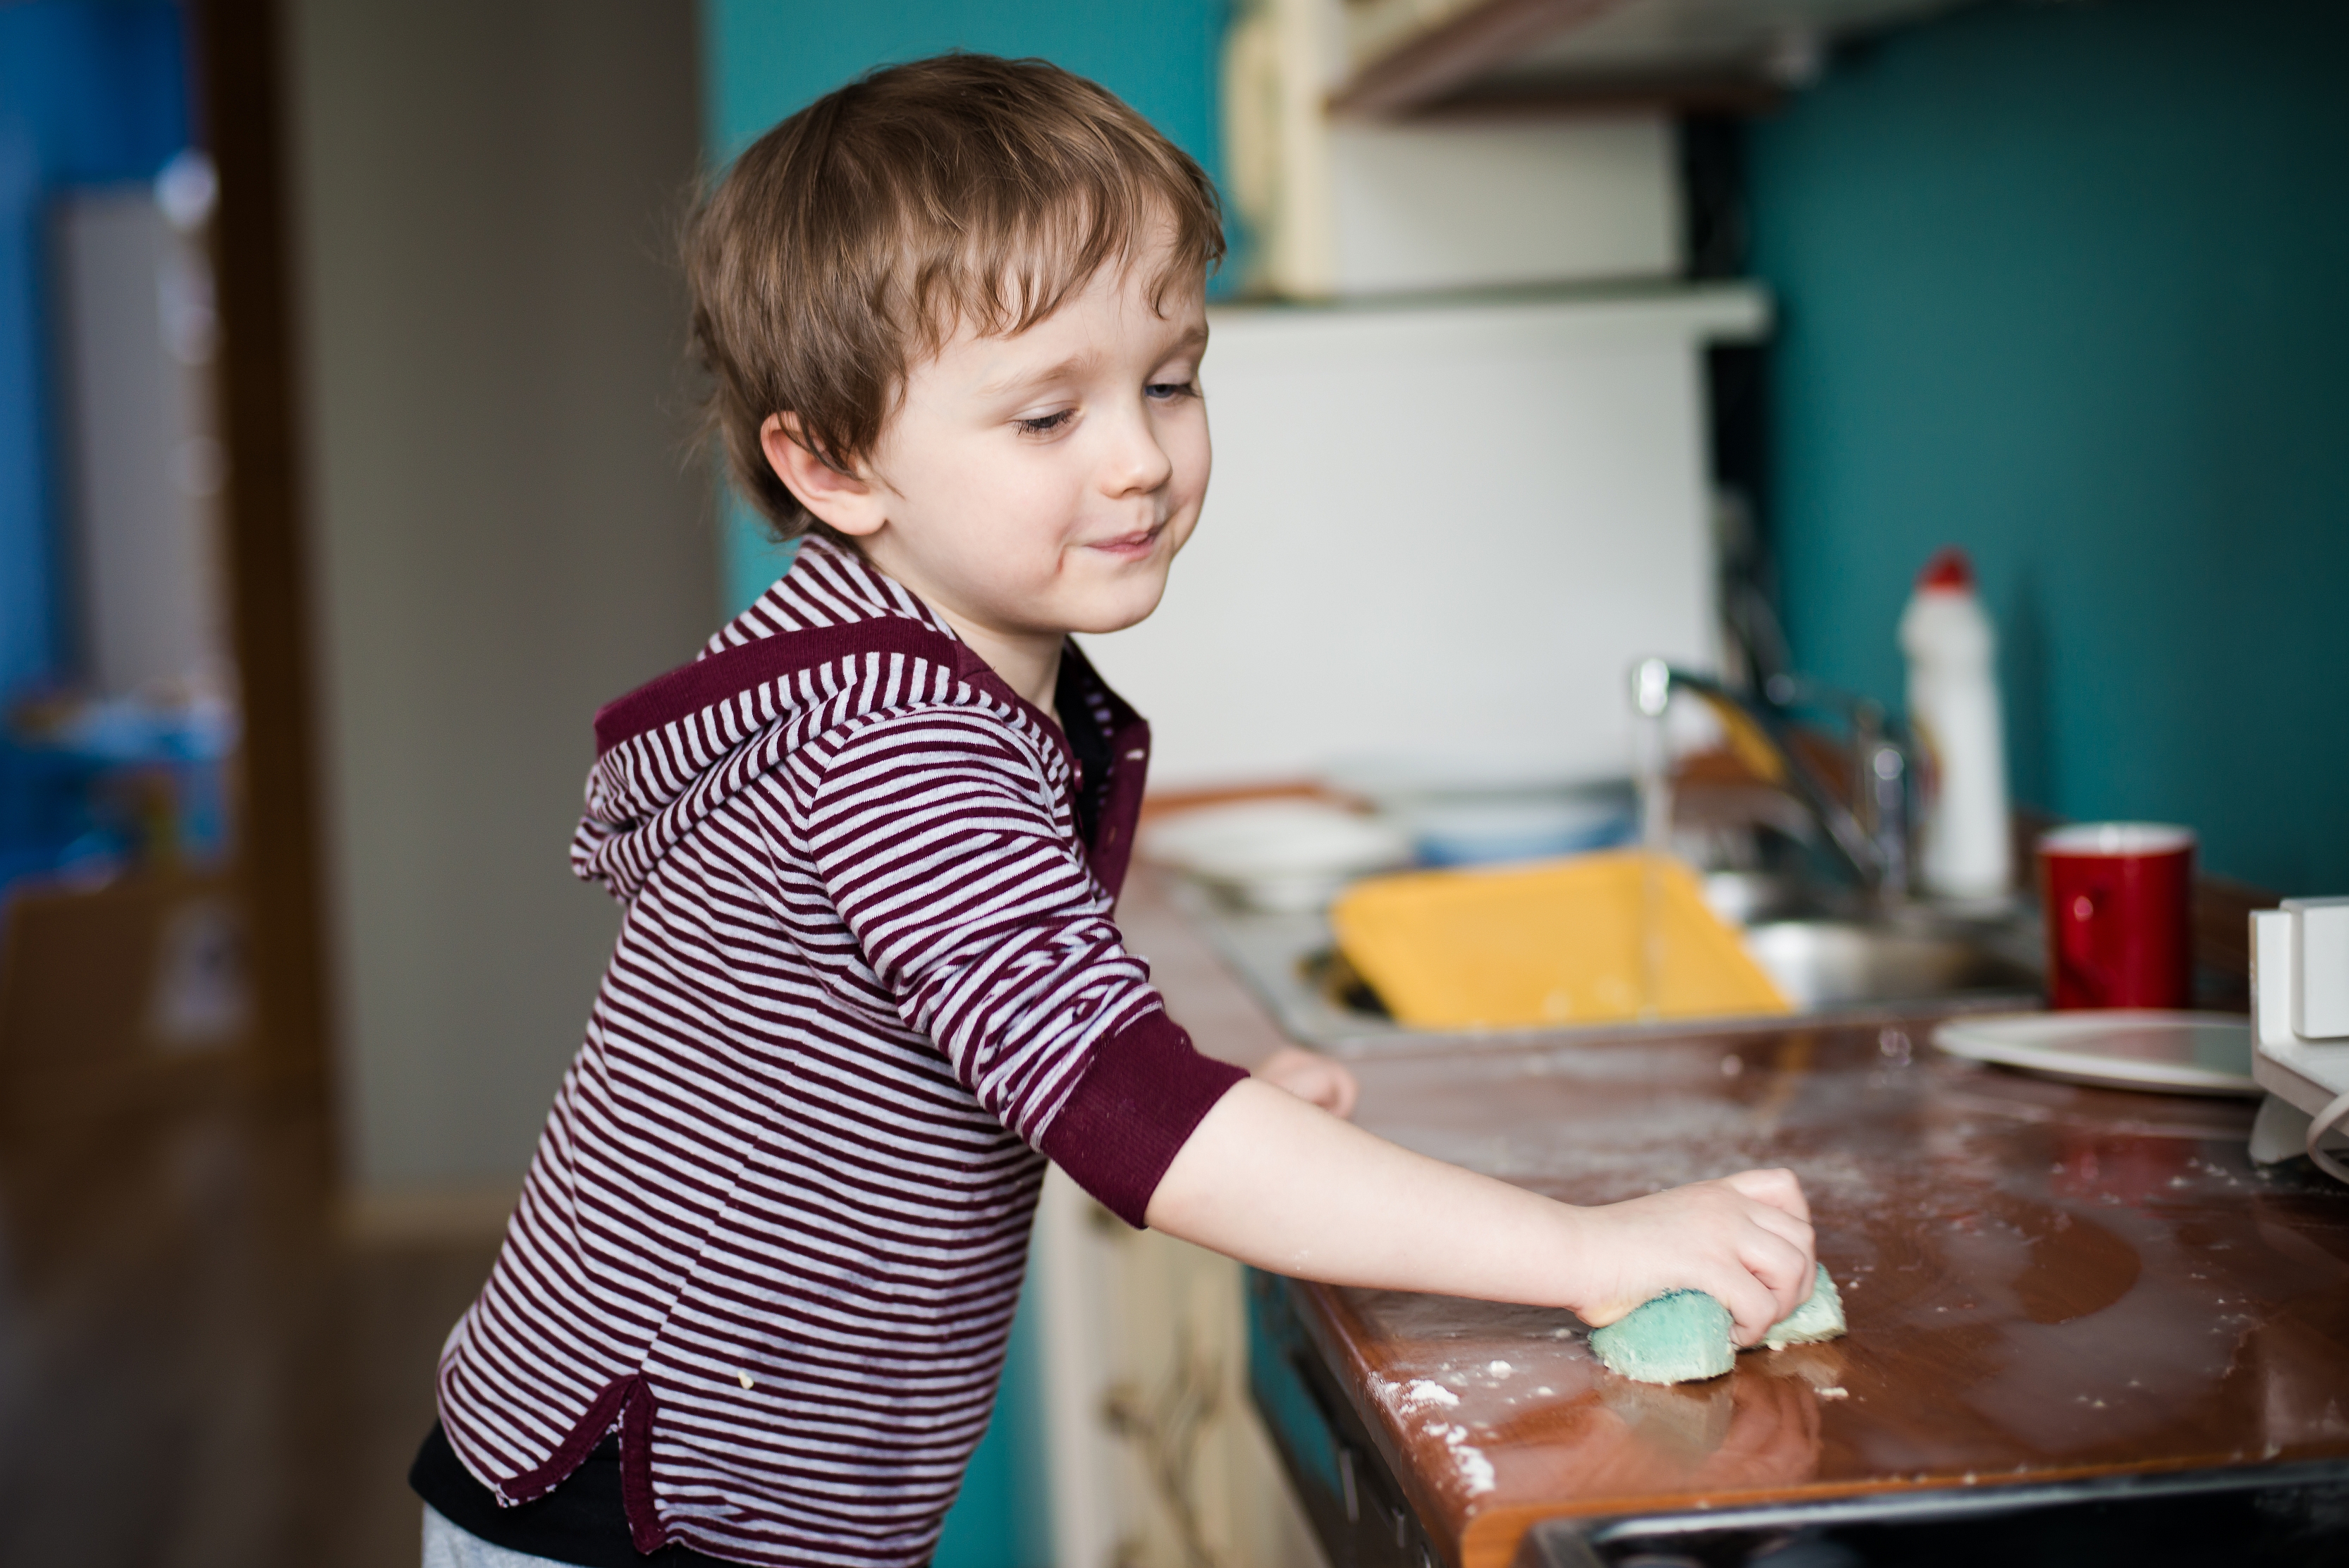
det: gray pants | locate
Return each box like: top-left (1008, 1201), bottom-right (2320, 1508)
top-left (422, 1504), bottom-right (574, 1568)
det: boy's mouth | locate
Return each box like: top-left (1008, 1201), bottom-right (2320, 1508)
top-left (1086, 524), bottom-right (1164, 561)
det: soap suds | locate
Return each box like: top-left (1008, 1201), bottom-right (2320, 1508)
top-left (1392, 1378), bottom-right (1459, 1411)
top-left (1435, 1423), bottom-right (1497, 1495)
top-left (1370, 1375), bottom-right (1496, 1497)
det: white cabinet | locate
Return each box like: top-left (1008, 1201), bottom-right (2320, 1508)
top-left (1034, 1170), bottom-right (1329, 1568)
top-left (1225, 0), bottom-right (1682, 299)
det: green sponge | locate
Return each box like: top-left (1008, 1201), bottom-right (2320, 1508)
top-left (1588, 1290), bottom-right (1735, 1384)
top-left (1588, 1265), bottom-right (1845, 1385)
top-left (1760, 1265), bottom-right (1845, 1350)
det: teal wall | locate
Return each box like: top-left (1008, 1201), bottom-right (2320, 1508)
top-left (936, 1257), bottom-right (1052, 1568)
top-left (1750, 0), bottom-right (2349, 894)
top-left (699, 0), bottom-right (1234, 618)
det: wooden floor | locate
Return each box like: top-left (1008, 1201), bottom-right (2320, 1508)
top-left (0, 1081), bottom-right (496, 1567)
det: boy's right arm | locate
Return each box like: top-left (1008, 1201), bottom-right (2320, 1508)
top-left (790, 706), bottom-right (1811, 1333)
top-left (1145, 1078), bottom-right (1816, 1345)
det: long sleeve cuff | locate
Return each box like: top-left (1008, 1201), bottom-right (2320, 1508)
top-left (1038, 1010), bottom-right (1248, 1229)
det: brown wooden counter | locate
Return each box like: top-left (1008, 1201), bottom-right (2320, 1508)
top-left (1121, 867), bottom-right (2349, 1568)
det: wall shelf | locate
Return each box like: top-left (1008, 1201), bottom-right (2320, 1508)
top-left (1331, 0), bottom-right (1980, 117)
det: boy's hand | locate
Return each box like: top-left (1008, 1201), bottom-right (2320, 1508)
top-left (1566, 1169), bottom-right (1815, 1346)
top-left (1252, 1048), bottom-right (1358, 1120)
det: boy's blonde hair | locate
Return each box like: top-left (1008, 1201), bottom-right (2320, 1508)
top-left (687, 53), bottom-right (1226, 542)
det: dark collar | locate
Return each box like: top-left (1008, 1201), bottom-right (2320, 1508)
top-left (591, 621), bottom-right (1151, 902)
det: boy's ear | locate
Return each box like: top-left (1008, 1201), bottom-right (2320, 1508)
top-left (760, 415), bottom-right (885, 539)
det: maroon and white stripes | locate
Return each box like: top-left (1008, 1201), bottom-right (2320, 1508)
top-left (434, 540), bottom-right (1243, 1565)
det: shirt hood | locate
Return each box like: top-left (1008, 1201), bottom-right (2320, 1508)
top-left (570, 539), bottom-right (992, 902)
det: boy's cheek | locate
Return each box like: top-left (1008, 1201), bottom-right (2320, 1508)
top-left (1173, 410), bottom-right (1212, 479)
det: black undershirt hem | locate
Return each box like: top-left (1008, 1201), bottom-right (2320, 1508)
top-left (410, 1420), bottom-right (733, 1567)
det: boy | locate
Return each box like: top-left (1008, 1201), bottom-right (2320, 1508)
top-left (412, 54), bottom-right (1813, 1568)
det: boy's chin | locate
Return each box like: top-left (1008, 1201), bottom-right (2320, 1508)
top-left (1058, 576), bottom-right (1172, 637)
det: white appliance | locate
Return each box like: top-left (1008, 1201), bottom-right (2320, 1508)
top-left (1084, 286), bottom-right (1763, 792)
top-left (2250, 897), bottom-right (2349, 1179)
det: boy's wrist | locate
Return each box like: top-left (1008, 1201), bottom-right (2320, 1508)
top-left (1535, 1200), bottom-right (1611, 1323)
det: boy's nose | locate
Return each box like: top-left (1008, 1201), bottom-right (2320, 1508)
top-left (1100, 410), bottom-right (1173, 496)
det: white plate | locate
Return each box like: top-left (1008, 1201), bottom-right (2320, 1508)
top-left (1932, 1010), bottom-right (2258, 1097)
top-left (1140, 800), bottom-right (1413, 912)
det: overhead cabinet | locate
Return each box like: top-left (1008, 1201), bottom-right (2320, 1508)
top-left (1224, 0), bottom-right (1978, 298)
top-left (1332, 0), bottom-right (1979, 116)
top-left (1227, 0), bottom-right (1685, 298)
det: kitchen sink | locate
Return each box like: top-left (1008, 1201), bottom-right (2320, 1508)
top-left (1168, 878), bottom-right (2044, 1057)
top-left (1741, 917), bottom-right (2040, 1009)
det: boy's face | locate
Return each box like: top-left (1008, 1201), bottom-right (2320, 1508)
top-left (773, 243), bottom-right (1210, 663)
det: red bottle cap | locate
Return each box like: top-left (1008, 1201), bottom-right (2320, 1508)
top-left (1917, 546), bottom-right (1975, 592)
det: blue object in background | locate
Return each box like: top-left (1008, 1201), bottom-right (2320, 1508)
top-left (0, 118), bottom-right (50, 701)
top-left (0, 0), bottom-right (192, 699)
top-left (0, 1), bottom-right (195, 890)
top-left (0, 739), bottom-right (111, 887)
top-left (1749, 0), bottom-right (2349, 895)
top-left (699, 0), bottom-right (1234, 618)
top-left (0, 695), bottom-right (237, 888)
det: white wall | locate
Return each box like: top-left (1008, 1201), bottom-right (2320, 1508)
top-left (1083, 289), bottom-right (1764, 791)
top-left (286, 0), bottom-right (713, 1192)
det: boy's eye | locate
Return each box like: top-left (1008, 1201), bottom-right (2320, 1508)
top-left (1146, 379), bottom-right (1197, 402)
top-left (1016, 410), bottom-right (1074, 435)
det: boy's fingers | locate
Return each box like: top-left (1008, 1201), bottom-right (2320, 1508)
top-left (1250, 1047), bottom-right (1296, 1082)
top-left (1253, 1050), bottom-right (1308, 1100)
top-left (1746, 1202), bottom-right (1815, 1261)
top-left (1324, 1062), bottom-right (1359, 1120)
top-left (1737, 1229), bottom-right (1814, 1321)
top-left (1254, 1048), bottom-right (1357, 1117)
top-left (1719, 1269), bottom-right (1784, 1345)
top-left (1722, 1167), bottom-right (1809, 1224)
top-left (1577, 1298), bottom-right (1631, 1330)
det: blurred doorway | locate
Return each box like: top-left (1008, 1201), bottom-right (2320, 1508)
top-left (0, 0), bottom-right (327, 1112)
top-left (0, 6), bottom-right (446, 1566)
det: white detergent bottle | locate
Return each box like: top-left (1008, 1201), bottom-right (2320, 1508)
top-left (1899, 547), bottom-right (2012, 902)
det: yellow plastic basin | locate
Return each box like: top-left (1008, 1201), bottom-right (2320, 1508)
top-left (1330, 850), bottom-right (1792, 1031)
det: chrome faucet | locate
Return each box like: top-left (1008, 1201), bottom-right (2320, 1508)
top-left (1631, 659), bottom-right (1914, 900)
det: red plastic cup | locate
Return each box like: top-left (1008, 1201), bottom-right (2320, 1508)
top-left (2038, 823), bottom-right (2195, 1010)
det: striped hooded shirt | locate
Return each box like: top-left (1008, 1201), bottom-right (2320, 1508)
top-left (432, 539), bottom-right (1246, 1566)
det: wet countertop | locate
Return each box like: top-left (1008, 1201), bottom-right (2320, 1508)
top-left (1118, 866), bottom-right (2349, 1568)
